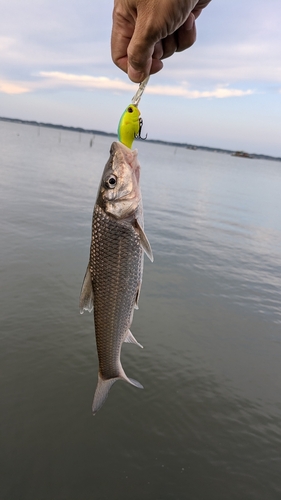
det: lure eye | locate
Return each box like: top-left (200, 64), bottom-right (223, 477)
top-left (127, 106), bottom-right (133, 113)
top-left (105, 175), bottom-right (117, 189)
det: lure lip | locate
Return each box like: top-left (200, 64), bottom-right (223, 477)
top-left (131, 76), bottom-right (150, 107)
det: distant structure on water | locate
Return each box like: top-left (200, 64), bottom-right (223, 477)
top-left (231, 151), bottom-right (253, 159)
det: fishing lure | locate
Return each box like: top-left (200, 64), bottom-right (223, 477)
top-left (117, 77), bottom-right (149, 149)
top-left (117, 104), bottom-right (142, 149)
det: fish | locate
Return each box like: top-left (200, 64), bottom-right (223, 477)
top-left (79, 141), bottom-right (153, 414)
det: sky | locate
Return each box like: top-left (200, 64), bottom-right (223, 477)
top-left (0, 0), bottom-right (281, 156)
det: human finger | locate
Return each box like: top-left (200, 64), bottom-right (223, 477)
top-left (111, 5), bottom-right (135, 73)
top-left (176, 14), bottom-right (197, 52)
top-left (112, 13), bottom-right (163, 83)
top-left (161, 34), bottom-right (178, 60)
top-left (126, 13), bottom-right (162, 82)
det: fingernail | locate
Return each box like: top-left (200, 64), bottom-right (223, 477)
top-left (185, 13), bottom-right (195, 30)
top-left (128, 65), bottom-right (145, 83)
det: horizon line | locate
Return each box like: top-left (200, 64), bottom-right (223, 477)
top-left (0, 115), bottom-right (280, 162)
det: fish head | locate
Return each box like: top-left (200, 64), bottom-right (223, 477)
top-left (98, 142), bottom-right (141, 219)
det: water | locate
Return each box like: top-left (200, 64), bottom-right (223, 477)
top-left (1, 120), bottom-right (281, 499)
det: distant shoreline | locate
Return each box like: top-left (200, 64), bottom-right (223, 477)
top-left (1, 115), bottom-right (280, 163)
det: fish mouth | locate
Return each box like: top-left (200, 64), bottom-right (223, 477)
top-left (112, 141), bottom-right (138, 167)
top-left (111, 142), bottom-right (140, 183)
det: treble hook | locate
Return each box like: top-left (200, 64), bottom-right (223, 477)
top-left (135, 117), bottom-right (147, 141)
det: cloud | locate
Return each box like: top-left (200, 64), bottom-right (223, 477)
top-left (0, 71), bottom-right (254, 99)
top-left (1, 1), bottom-right (280, 93)
top-left (0, 2), bottom-right (112, 71)
top-left (0, 36), bottom-right (16, 51)
top-left (145, 84), bottom-right (254, 99)
top-left (39, 71), bottom-right (135, 92)
top-left (37, 71), bottom-right (254, 99)
top-left (164, 41), bottom-right (281, 85)
top-left (0, 79), bottom-right (30, 94)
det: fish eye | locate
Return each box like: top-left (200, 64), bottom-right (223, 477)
top-left (105, 175), bottom-right (117, 189)
top-left (127, 106), bottom-right (133, 113)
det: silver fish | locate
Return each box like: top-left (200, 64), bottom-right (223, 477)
top-left (80, 141), bottom-right (153, 414)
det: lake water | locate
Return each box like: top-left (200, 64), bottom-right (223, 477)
top-left (1, 120), bottom-right (281, 500)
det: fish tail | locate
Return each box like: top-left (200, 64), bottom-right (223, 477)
top-left (118, 365), bottom-right (144, 390)
top-left (92, 373), bottom-right (118, 415)
top-left (124, 376), bottom-right (144, 389)
top-left (92, 369), bottom-right (143, 415)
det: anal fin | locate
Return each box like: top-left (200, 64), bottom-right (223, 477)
top-left (124, 329), bottom-right (143, 348)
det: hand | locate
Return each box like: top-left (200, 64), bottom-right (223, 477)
top-left (111, 0), bottom-right (212, 82)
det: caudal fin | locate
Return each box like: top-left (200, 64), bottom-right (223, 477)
top-left (92, 374), bottom-right (118, 415)
top-left (92, 370), bottom-right (143, 415)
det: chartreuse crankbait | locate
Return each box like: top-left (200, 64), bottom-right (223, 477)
top-left (117, 76), bottom-right (149, 149)
top-left (117, 104), bottom-right (141, 148)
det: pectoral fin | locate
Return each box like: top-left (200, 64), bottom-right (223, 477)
top-left (135, 219), bottom-right (153, 262)
top-left (79, 265), bottom-right (93, 314)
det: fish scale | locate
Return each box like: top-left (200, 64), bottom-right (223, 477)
top-left (90, 206), bottom-right (143, 379)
